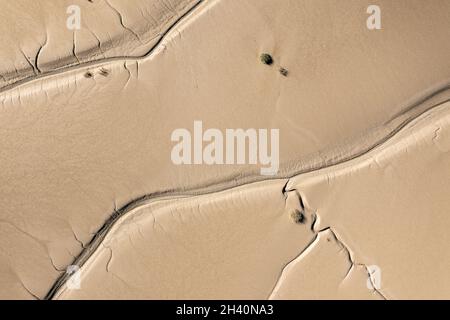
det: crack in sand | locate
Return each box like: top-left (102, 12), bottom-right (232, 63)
top-left (0, 220), bottom-right (65, 274)
top-left (3, 0), bottom-right (443, 300)
top-left (44, 94), bottom-right (450, 299)
top-left (267, 226), bottom-right (388, 300)
top-left (277, 187), bottom-right (388, 299)
top-left (34, 34), bottom-right (48, 74)
top-left (20, 280), bottom-right (41, 300)
top-left (0, 0), bottom-right (205, 95)
top-left (104, 0), bottom-right (143, 43)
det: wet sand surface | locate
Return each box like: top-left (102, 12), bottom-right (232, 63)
top-left (53, 101), bottom-right (450, 299)
top-left (0, 0), bottom-right (449, 299)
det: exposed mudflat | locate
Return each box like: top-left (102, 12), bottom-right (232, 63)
top-left (0, 0), bottom-right (449, 299)
top-left (51, 101), bottom-right (450, 299)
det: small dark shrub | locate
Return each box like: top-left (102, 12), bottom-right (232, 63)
top-left (260, 53), bottom-right (274, 66)
top-left (290, 209), bottom-right (306, 224)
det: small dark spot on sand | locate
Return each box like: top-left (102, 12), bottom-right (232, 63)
top-left (84, 71), bottom-right (93, 78)
top-left (260, 53), bottom-right (273, 66)
top-left (290, 209), bottom-right (306, 224)
top-left (99, 68), bottom-right (109, 76)
top-left (279, 67), bottom-right (289, 77)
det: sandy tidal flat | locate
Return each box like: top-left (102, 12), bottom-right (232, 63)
top-left (0, 0), bottom-right (449, 299)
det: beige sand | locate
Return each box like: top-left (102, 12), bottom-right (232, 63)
top-left (0, 0), bottom-right (449, 299)
top-left (0, 0), bottom-right (201, 91)
top-left (286, 101), bottom-right (450, 299)
top-left (53, 180), bottom-right (317, 299)
top-left (53, 101), bottom-right (450, 299)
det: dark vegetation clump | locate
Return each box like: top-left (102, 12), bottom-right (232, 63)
top-left (279, 67), bottom-right (289, 77)
top-left (84, 71), bottom-right (93, 78)
top-left (260, 53), bottom-right (274, 66)
top-left (99, 68), bottom-right (110, 77)
top-left (290, 209), bottom-right (306, 224)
